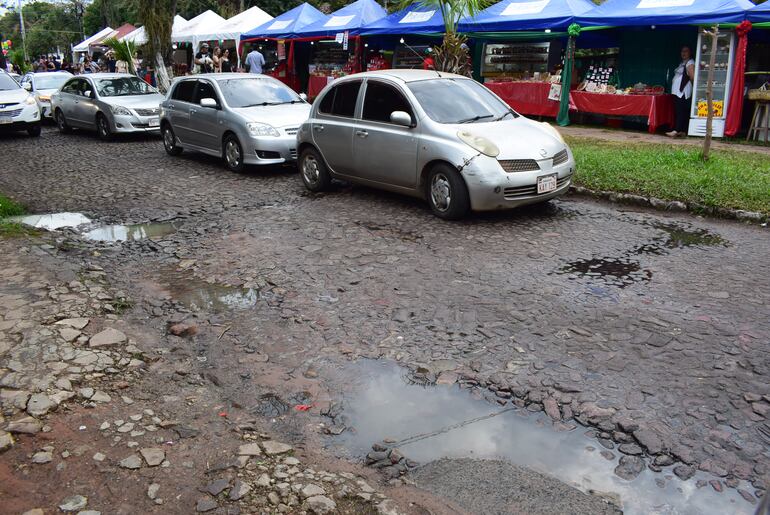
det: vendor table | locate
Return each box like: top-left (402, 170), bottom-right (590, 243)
top-left (568, 91), bottom-right (675, 134)
top-left (308, 75), bottom-right (336, 98)
top-left (484, 81), bottom-right (560, 117)
top-left (484, 81), bottom-right (675, 134)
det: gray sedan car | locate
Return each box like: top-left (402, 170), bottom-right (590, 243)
top-left (19, 71), bottom-right (72, 119)
top-left (297, 70), bottom-right (575, 219)
top-left (159, 73), bottom-right (311, 172)
top-left (51, 73), bottom-right (164, 140)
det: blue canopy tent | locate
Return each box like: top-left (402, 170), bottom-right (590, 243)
top-left (291, 0), bottom-right (388, 39)
top-left (576, 0), bottom-right (754, 28)
top-left (459, 0), bottom-right (595, 32)
top-left (361, 5), bottom-right (447, 35)
top-left (747, 2), bottom-right (770, 25)
top-left (240, 3), bottom-right (327, 41)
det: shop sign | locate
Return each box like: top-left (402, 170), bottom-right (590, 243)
top-left (501, 0), bottom-right (550, 16)
top-left (268, 19), bottom-right (293, 30)
top-left (325, 15), bottom-right (355, 27)
top-left (399, 10), bottom-right (436, 23)
top-left (637, 0), bottom-right (695, 8)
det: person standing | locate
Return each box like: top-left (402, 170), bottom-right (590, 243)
top-left (666, 46), bottom-right (695, 138)
top-left (212, 46), bottom-right (222, 73)
top-left (221, 49), bottom-right (232, 72)
top-left (194, 43), bottom-right (214, 74)
top-left (245, 44), bottom-right (265, 74)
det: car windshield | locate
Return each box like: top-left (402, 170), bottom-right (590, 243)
top-left (35, 74), bottom-right (71, 90)
top-left (408, 78), bottom-right (517, 124)
top-left (218, 78), bottom-right (302, 108)
top-left (96, 77), bottom-right (155, 97)
top-left (0, 73), bottom-right (20, 91)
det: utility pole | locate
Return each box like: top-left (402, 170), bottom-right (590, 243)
top-left (17, 0), bottom-right (27, 61)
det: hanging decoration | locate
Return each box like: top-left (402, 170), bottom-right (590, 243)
top-left (724, 20), bottom-right (751, 137)
top-left (557, 23), bottom-right (580, 127)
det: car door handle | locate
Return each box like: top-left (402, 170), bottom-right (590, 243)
top-left (355, 130), bottom-right (368, 138)
top-left (314, 125), bottom-right (325, 132)
top-left (190, 108), bottom-right (196, 114)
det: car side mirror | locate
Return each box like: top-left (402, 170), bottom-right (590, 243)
top-left (299, 93), bottom-right (308, 101)
top-left (390, 111), bottom-right (412, 128)
top-left (200, 97), bottom-right (218, 109)
top-left (22, 82), bottom-right (31, 91)
top-left (84, 90), bottom-right (93, 98)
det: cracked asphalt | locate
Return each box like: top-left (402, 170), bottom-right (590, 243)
top-left (1, 126), bottom-right (769, 513)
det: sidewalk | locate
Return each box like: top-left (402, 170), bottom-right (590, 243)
top-left (560, 125), bottom-right (770, 156)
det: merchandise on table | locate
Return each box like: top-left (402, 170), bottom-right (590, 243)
top-left (392, 44), bottom-right (431, 69)
top-left (481, 42), bottom-right (562, 79)
top-left (309, 42), bottom-right (355, 78)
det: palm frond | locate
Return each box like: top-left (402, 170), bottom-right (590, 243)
top-left (103, 38), bottom-right (137, 74)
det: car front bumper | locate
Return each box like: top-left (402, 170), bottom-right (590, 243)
top-left (243, 134), bottom-right (298, 166)
top-left (38, 101), bottom-right (53, 118)
top-left (461, 152), bottom-right (575, 211)
top-left (0, 103), bottom-right (40, 130)
top-left (112, 114), bottom-right (161, 134)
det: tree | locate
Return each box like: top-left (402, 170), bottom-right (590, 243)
top-left (83, 0), bottom-right (140, 35)
top-left (138, 0), bottom-right (177, 92)
top-left (104, 37), bottom-right (138, 74)
top-left (0, 2), bottom-right (82, 60)
top-left (397, 0), bottom-right (490, 75)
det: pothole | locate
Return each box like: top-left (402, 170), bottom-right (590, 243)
top-left (82, 222), bottom-right (178, 242)
top-left (8, 212), bottom-right (91, 230)
top-left (165, 277), bottom-right (259, 312)
top-left (324, 360), bottom-right (754, 515)
top-left (557, 258), bottom-right (652, 288)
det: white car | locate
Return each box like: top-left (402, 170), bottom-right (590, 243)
top-left (0, 71), bottom-right (42, 137)
top-left (20, 71), bottom-right (73, 119)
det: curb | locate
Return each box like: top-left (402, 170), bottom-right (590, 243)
top-left (568, 185), bottom-right (768, 225)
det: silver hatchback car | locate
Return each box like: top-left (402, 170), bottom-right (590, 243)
top-left (159, 73), bottom-right (311, 172)
top-left (51, 73), bottom-right (164, 140)
top-left (297, 70), bottom-right (575, 219)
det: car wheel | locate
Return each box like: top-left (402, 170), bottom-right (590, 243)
top-left (55, 109), bottom-right (71, 133)
top-left (27, 123), bottom-right (41, 137)
top-left (96, 113), bottom-right (112, 141)
top-left (427, 164), bottom-right (470, 220)
top-left (223, 134), bottom-right (244, 172)
top-left (162, 124), bottom-right (183, 156)
top-left (299, 147), bottom-right (331, 192)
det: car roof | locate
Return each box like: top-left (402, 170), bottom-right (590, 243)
top-left (346, 69), bottom-right (470, 84)
top-left (189, 72), bottom-right (275, 81)
top-left (29, 71), bottom-right (72, 76)
top-left (79, 73), bottom-right (138, 79)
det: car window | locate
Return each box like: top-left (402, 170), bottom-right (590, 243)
top-left (362, 81), bottom-right (413, 125)
top-left (172, 80), bottom-right (196, 103)
top-left (318, 80), bottom-right (361, 118)
top-left (96, 77), bottom-right (154, 97)
top-left (0, 73), bottom-right (20, 91)
top-left (217, 77), bottom-right (301, 108)
top-left (193, 80), bottom-right (218, 105)
top-left (79, 79), bottom-right (94, 97)
top-left (61, 79), bottom-right (79, 94)
top-left (408, 78), bottom-right (517, 124)
top-left (35, 74), bottom-right (71, 90)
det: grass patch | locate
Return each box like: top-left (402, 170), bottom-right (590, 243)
top-left (0, 193), bottom-right (36, 237)
top-left (566, 136), bottom-right (770, 215)
top-left (0, 193), bottom-right (24, 218)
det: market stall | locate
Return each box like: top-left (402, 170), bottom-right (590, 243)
top-left (72, 27), bottom-right (114, 60)
top-left (194, 6), bottom-right (273, 66)
top-left (172, 10), bottom-right (226, 57)
top-left (121, 15), bottom-right (189, 46)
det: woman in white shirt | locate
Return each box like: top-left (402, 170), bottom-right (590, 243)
top-left (666, 46), bottom-right (695, 138)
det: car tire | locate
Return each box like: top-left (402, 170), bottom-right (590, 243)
top-left (427, 164), bottom-right (470, 220)
top-left (299, 147), bottom-right (331, 192)
top-left (55, 109), bottom-right (71, 134)
top-left (27, 123), bottom-right (41, 137)
top-left (223, 134), bottom-right (244, 172)
top-left (96, 113), bottom-right (112, 141)
top-left (162, 124), bottom-right (183, 156)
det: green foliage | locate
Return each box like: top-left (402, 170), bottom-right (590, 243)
top-left (0, 1), bottom-right (82, 60)
top-left (397, 0), bottom-right (490, 34)
top-left (104, 37), bottom-right (138, 74)
top-left (567, 136), bottom-right (770, 215)
top-left (0, 193), bottom-right (24, 218)
top-left (84, 0), bottom-right (140, 36)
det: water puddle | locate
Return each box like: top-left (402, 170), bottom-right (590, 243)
top-left (164, 274), bottom-right (259, 312)
top-left (8, 212), bottom-right (91, 230)
top-left (327, 360), bottom-right (753, 515)
top-left (82, 222), bottom-right (177, 242)
top-left (652, 222), bottom-right (727, 249)
top-left (557, 258), bottom-right (651, 288)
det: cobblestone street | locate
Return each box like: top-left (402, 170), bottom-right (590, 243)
top-left (1, 127), bottom-right (768, 514)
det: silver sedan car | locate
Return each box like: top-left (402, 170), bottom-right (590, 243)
top-left (159, 73), bottom-right (311, 172)
top-left (19, 71), bottom-right (72, 119)
top-left (51, 73), bottom-right (164, 140)
top-left (297, 70), bottom-right (575, 219)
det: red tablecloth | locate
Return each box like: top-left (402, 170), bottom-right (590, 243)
top-left (308, 75), bottom-right (336, 99)
top-left (485, 81), bottom-right (560, 117)
top-left (570, 91), bottom-right (675, 134)
top-left (485, 81), bottom-right (676, 134)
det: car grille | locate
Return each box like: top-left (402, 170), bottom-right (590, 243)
top-left (290, 148), bottom-right (297, 160)
top-left (284, 127), bottom-right (299, 136)
top-left (134, 107), bottom-right (159, 116)
top-left (498, 159), bottom-right (540, 173)
top-left (0, 102), bottom-right (19, 109)
top-left (0, 108), bottom-right (24, 118)
top-left (552, 149), bottom-right (569, 166)
top-left (503, 175), bottom-right (571, 199)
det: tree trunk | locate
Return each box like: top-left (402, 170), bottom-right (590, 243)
top-left (703, 26), bottom-right (719, 161)
top-left (154, 50), bottom-right (170, 93)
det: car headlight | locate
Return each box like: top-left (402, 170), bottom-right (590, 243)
top-left (24, 95), bottom-right (36, 105)
top-left (457, 130), bottom-right (499, 158)
top-left (38, 94), bottom-right (51, 102)
top-left (110, 105), bottom-right (132, 116)
top-left (539, 122), bottom-right (565, 143)
top-left (247, 122), bottom-right (280, 137)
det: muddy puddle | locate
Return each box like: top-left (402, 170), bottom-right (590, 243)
top-left (162, 274), bottom-right (259, 312)
top-left (8, 212), bottom-right (91, 230)
top-left (559, 258), bottom-right (651, 288)
top-left (82, 221), bottom-right (178, 242)
top-left (325, 360), bottom-right (753, 515)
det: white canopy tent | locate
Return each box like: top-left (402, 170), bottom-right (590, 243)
top-left (72, 26), bottom-right (114, 53)
top-left (121, 15), bottom-right (189, 46)
top-left (171, 10), bottom-right (226, 51)
top-left (192, 6), bottom-right (272, 65)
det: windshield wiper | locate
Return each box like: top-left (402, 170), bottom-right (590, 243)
top-left (457, 114), bottom-right (494, 124)
top-left (494, 111), bottom-right (514, 121)
top-left (242, 100), bottom-right (297, 107)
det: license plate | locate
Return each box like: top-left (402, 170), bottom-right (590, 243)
top-left (0, 116), bottom-right (11, 124)
top-left (537, 174), bottom-right (557, 194)
top-left (148, 117), bottom-right (160, 127)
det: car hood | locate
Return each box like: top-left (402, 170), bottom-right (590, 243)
top-left (100, 94), bottom-right (165, 109)
top-left (36, 88), bottom-right (60, 96)
top-left (0, 88), bottom-right (31, 104)
top-left (233, 103), bottom-right (311, 128)
top-left (449, 117), bottom-right (566, 161)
